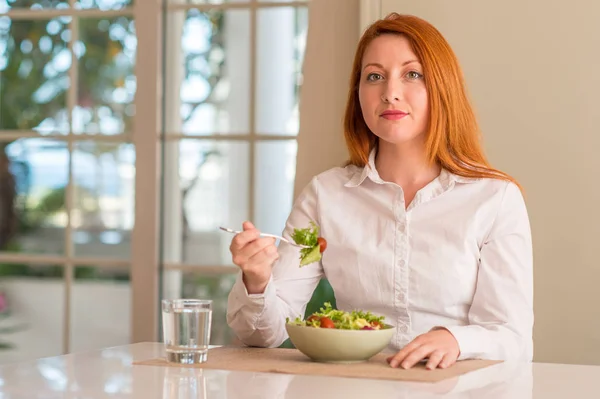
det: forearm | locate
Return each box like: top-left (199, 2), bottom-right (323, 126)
top-left (226, 272), bottom-right (316, 348)
top-left (445, 322), bottom-right (533, 361)
top-left (226, 275), bottom-right (284, 347)
top-left (226, 175), bottom-right (324, 347)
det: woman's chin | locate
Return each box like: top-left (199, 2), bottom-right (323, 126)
top-left (374, 132), bottom-right (425, 148)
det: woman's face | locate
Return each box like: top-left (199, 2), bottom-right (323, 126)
top-left (358, 34), bottom-right (429, 147)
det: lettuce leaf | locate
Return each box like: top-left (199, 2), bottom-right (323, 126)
top-left (286, 302), bottom-right (387, 330)
top-left (291, 221), bottom-right (322, 267)
top-left (299, 245), bottom-right (321, 267)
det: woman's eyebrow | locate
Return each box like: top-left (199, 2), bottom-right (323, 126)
top-left (362, 60), bottom-right (421, 71)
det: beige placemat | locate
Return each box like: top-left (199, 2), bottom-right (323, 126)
top-left (133, 346), bottom-right (501, 383)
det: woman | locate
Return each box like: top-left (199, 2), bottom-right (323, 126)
top-left (226, 13), bottom-right (533, 370)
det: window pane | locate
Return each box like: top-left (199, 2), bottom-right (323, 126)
top-left (161, 140), bottom-right (248, 265)
top-left (256, 7), bottom-right (308, 135)
top-left (74, 0), bottom-right (131, 10)
top-left (71, 266), bottom-right (130, 352)
top-left (75, 17), bottom-right (136, 135)
top-left (0, 264), bottom-right (64, 364)
top-left (0, 1), bottom-right (68, 10)
top-left (2, 138), bottom-right (67, 255)
top-left (72, 142), bottom-right (134, 258)
top-left (167, 9), bottom-right (250, 136)
top-left (0, 18), bottom-right (71, 134)
top-left (254, 140), bottom-right (296, 235)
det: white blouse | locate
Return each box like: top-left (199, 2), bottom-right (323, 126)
top-left (226, 151), bottom-right (534, 361)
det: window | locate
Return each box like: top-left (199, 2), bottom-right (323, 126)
top-left (0, 0), bottom-right (136, 363)
top-left (159, 0), bottom-right (309, 345)
top-left (0, 0), bottom-right (308, 363)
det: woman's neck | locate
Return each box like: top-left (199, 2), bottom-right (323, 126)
top-left (374, 140), bottom-right (441, 190)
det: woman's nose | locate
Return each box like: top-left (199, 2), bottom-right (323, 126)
top-left (381, 93), bottom-right (400, 103)
top-left (381, 82), bottom-right (402, 103)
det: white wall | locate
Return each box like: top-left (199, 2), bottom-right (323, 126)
top-left (294, 0), bottom-right (360, 196)
top-left (377, 0), bottom-right (600, 365)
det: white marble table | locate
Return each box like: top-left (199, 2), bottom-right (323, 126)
top-left (0, 342), bottom-right (599, 398)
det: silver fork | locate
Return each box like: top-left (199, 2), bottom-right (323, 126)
top-left (218, 227), bottom-right (311, 249)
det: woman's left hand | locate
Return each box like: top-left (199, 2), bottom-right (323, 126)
top-left (386, 328), bottom-right (460, 370)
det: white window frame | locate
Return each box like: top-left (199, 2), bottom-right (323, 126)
top-left (0, 0), bottom-right (309, 351)
top-left (147, 0), bottom-right (309, 342)
top-left (1, 1), bottom-right (138, 356)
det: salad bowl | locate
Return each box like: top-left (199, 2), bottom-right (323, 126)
top-left (285, 303), bottom-right (395, 363)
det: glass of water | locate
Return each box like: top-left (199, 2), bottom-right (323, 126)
top-left (161, 299), bottom-right (212, 364)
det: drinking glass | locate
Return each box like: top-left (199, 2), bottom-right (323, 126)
top-left (161, 299), bottom-right (213, 364)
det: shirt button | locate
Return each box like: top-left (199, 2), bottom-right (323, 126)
top-left (399, 260), bottom-right (406, 267)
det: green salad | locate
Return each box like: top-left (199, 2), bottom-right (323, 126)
top-left (286, 302), bottom-right (387, 330)
top-left (291, 221), bottom-right (327, 267)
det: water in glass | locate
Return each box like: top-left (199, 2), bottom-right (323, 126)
top-left (162, 299), bottom-right (212, 364)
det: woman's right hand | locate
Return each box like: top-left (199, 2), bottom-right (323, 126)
top-left (230, 221), bottom-right (279, 294)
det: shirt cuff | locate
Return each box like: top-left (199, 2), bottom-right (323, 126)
top-left (231, 272), bottom-right (275, 319)
top-left (440, 325), bottom-right (490, 361)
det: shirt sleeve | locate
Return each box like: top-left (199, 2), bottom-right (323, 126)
top-left (226, 177), bottom-right (325, 348)
top-left (443, 181), bottom-right (534, 361)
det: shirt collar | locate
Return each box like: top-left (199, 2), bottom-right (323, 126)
top-left (344, 148), bottom-right (479, 189)
top-left (344, 148), bottom-right (380, 188)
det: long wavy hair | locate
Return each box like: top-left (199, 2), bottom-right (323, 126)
top-left (343, 13), bottom-right (520, 189)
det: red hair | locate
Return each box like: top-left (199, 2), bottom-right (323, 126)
top-left (343, 13), bottom-right (520, 189)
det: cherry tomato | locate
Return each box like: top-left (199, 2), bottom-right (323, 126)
top-left (361, 326), bottom-right (374, 330)
top-left (317, 237), bottom-right (327, 253)
top-left (319, 317), bottom-right (335, 329)
top-left (371, 321), bottom-right (383, 329)
top-left (306, 315), bottom-right (319, 323)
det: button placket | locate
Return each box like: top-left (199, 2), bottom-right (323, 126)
top-left (394, 189), bottom-right (411, 346)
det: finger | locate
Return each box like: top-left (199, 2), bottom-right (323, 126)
top-left (251, 242), bottom-right (279, 262)
top-left (242, 221), bottom-right (255, 231)
top-left (246, 244), bottom-right (279, 269)
top-left (233, 238), bottom-right (275, 267)
top-left (388, 337), bottom-right (424, 367)
top-left (389, 345), bottom-right (418, 368)
top-left (425, 350), bottom-right (445, 370)
top-left (400, 344), bottom-right (435, 369)
top-left (243, 237), bottom-right (276, 258)
top-left (231, 228), bottom-right (261, 250)
top-left (231, 236), bottom-right (271, 267)
top-left (438, 353), bottom-right (458, 369)
top-left (388, 349), bottom-right (411, 367)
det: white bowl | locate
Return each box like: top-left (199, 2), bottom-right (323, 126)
top-left (285, 323), bottom-right (396, 363)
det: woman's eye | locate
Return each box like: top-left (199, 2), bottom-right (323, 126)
top-left (366, 73), bottom-right (383, 82)
top-left (406, 71), bottom-right (423, 80)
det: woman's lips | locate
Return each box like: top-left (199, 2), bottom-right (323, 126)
top-left (380, 110), bottom-right (408, 120)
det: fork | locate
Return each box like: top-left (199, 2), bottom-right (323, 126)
top-left (218, 227), bottom-right (311, 249)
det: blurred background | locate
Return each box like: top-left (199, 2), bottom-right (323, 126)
top-left (0, 0), bottom-right (351, 364)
